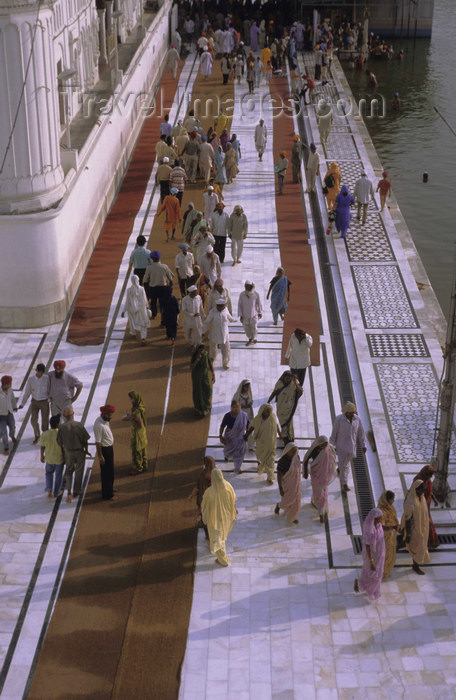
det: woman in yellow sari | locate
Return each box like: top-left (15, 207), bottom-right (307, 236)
top-left (261, 44), bottom-right (271, 71)
top-left (201, 468), bottom-right (237, 566)
top-left (324, 161), bottom-right (341, 210)
top-left (215, 111), bottom-right (228, 138)
top-left (122, 391), bottom-right (147, 474)
top-left (377, 490), bottom-right (399, 579)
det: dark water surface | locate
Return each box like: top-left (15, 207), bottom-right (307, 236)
top-left (343, 0), bottom-right (456, 317)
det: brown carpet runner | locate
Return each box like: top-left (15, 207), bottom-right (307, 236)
top-left (271, 72), bottom-right (320, 367)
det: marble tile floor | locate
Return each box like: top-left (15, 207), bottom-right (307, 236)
top-left (0, 51), bottom-right (455, 699)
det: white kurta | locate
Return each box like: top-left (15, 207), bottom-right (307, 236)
top-left (203, 308), bottom-right (235, 344)
top-left (203, 191), bottom-right (219, 223)
top-left (181, 294), bottom-right (205, 344)
top-left (254, 124), bottom-right (267, 152)
top-left (238, 291), bottom-right (262, 320)
top-left (200, 253), bottom-right (222, 287)
top-left (194, 232), bottom-right (215, 264)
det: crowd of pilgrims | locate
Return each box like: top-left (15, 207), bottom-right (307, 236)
top-left (113, 2), bottom-right (432, 590)
top-left (3, 2), bottom-right (422, 603)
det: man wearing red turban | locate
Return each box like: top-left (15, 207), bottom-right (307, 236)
top-left (48, 361), bottom-right (83, 416)
top-left (94, 405), bottom-right (116, 500)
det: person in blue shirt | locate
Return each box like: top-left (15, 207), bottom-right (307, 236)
top-left (128, 235), bottom-right (151, 285)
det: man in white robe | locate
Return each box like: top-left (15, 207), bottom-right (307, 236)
top-left (200, 47), bottom-right (213, 78)
top-left (166, 45), bottom-right (180, 79)
top-left (203, 185), bottom-right (218, 222)
top-left (206, 279), bottom-right (233, 315)
top-left (254, 119), bottom-right (267, 161)
top-left (181, 286), bottom-right (205, 349)
top-left (330, 402), bottom-right (367, 492)
top-left (238, 281), bottom-right (262, 346)
top-left (202, 299), bottom-right (235, 370)
top-left (122, 275), bottom-right (151, 344)
top-left (200, 245), bottom-right (222, 287)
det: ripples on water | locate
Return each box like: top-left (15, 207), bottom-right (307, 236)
top-left (344, 0), bottom-right (456, 316)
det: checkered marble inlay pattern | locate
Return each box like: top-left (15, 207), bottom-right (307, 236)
top-left (346, 217), bottom-right (395, 262)
top-left (375, 363), bottom-right (438, 462)
top-left (367, 333), bottom-right (430, 358)
top-left (324, 132), bottom-right (359, 160)
top-left (352, 265), bottom-right (419, 329)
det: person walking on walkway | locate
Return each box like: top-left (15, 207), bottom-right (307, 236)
top-left (305, 143), bottom-right (319, 193)
top-left (128, 235), bottom-right (151, 284)
top-left (285, 329), bottom-right (312, 386)
top-left (192, 226), bottom-right (214, 265)
top-left (254, 119), bottom-right (267, 162)
top-left (143, 251), bottom-right (174, 320)
top-left (254, 57), bottom-right (263, 87)
top-left (199, 137), bottom-right (214, 184)
top-left (57, 407), bottom-right (90, 503)
top-left (354, 508), bottom-right (385, 600)
top-left (317, 98), bottom-right (333, 144)
top-left (268, 371), bottom-right (303, 445)
top-left (245, 404), bottom-right (281, 484)
top-left (399, 480), bottom-right (430, 575)
top-left (232, 380), bottom-right (255, 450)
top-left (48, 361), bottom-right (83, 417)
top-left (221, 54), bottom-right (231, 84)
top-left (190, 344), bottom-right (215, 417)
top-left (200, 245), bottom-right (222, 288)
top-left (162, 286), bottom-right (180, 344)
top-left (275, 151), bottom-right (288, 195)
top-left (219, 400), bottom-right (249, 473)
top-left (211, 202), bottom-right (229, 263)
top-left (267, 266), bottom-right (291, 325)
top-left (334, 185), bottom-right (355, 239)
top-left (330, 401), bottom-right (367, 492)
top-left (175, 244), bottom-right (194, 298)
top-left (122, 274), bottom-right (151, 345)
top-left (94, 405), bottom-right (116, 501)
top-left (238, 281), bottom-right (262, 346)
top-left (169, 161), bottom-right (187, 205)
top-left (224, 143), bottom-right (238, 184)
top-left (413, 465), bottom-right (439, 549)
top-left (206, 278), bottom-right (232, 315)
top-left (376, 171), bottom-right (392, 212)
top-left (0, 375), bottom-right (17, 455)
top-left (166, 44), bottom-right (180, 78)
top-left (40, 414), bottom-right (64, 498)
top-left (291, 135), bottom-right (305, 183)
top-left (122, 391), bottom-right (148, 475)
top-left (157, 187), bottom-right (182, 241)
top-left (323, 161), bottom-right (341, 210)
top-left (275, 442), bottom-right (301, 524)
top-left (203, 186), bottom-right (218, 224)
top-left (201, 468), bottom-right (237, 567)
top-left (202, 298), bottom-right (235, 370)
top-left (228, 205), bottom-right (248, 265)
top-left (188, 455), bottom-right (215, 538)
top-left (182, 285), bottom-right (205, 350)
top-left (377, 490), bottom-right (399, 580)
top-left (19, 363), bottom-right (49, 444)
top-left (214, 146), bottom-right (227, 193)
top-left (200, 46), bottom-right (213, 78)
top-left (353, 171), bottom-right (374, 224)
top-left (302, 435), bottom-right (336, 523)
top-left (183, 133), bottom-right (200, 183)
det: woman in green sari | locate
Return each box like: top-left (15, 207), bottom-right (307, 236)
top-left (123, 391), bottom-right (148, 474)
top-left (190, 344), bottom-right (215, 417)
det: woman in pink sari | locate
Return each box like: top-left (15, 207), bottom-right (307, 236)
top-left (354, 508), bottom-right (385, 600)
top-left (274, 442), bottom-right (301, 524)
top-left (302, 435), bottom-right (336, 523)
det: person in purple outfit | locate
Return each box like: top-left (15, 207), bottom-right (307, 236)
top-left (334, 185), bottom-right (355, 239)
top-left (250, 21), bottom-right (260, 51)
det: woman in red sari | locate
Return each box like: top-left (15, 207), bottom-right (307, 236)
top-left (413, 465), bottom-right (439, 549)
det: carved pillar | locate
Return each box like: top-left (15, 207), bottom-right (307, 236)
top-left (0, 0), bottom-right (65, 214)
top-left (97, 8), bottom-right (107, 64)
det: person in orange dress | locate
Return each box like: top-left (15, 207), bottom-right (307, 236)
top-left (157, 187), bottom-right (182, 241)
top-left (324, 161), bottom-right (341, 210)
